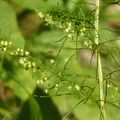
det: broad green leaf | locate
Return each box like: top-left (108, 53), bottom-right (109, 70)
top-left (5, 69), bottom-right (36, 101)
top-left (33, 87), bottom-right (62, 120)
top-left (17, 88), bottom-right (62, 120)
top-left (16, 96), bottom-right (42, 120)
top-left (0, 1), bottom-right (24, 47)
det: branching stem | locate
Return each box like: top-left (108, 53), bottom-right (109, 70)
top-left (94, 0), bottom-right (106, 120)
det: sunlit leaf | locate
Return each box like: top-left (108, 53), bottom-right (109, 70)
top-left (12, 0), bottom-right (64, 10)
top-left (0, 1), bottom-right (24, 47)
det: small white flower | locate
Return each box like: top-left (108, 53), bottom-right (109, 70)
top-left (28, 61), bottom-right (31, 65)
top-left (8, 41), bottom-right (12, 45)
top-left (43, 77), bottom-right (47, 81)
top-left (50, 59), bottom-right (54, 64)
top-left (75, 84), bottom-right (80, 91)
top-left (4, 41), bottom-right (8, 46)
top-left (65, 28), bottom-right (69, 33)
top-left (67, 34), bottom-right (72, 38)
top-left (1, 41), bottom-right (4, 45)
top-left (10, 52), bottom-right (14, 55)
top-left (25, 51), bottom-right (30, 56)
top-left (68, 85), bottom-right (72, 90)
top-left (3, 47), bottom-right (7, 51)
top-left (40, 80), bottom-right (43, 84)
top-left (23, 63), bottom-right (27, 67)
top-left (1, 47), bottom-right (7, 53)
top-left (28, 64), bottom-right (32, 68)
top-left (23, 58), bottom-right (27, 61)
top-left (71, 30), bottom-right (75, 33)
top-left (20, 49), bottom-right (23, 53)
top-left (89, 46), bottom-right (92, 49)
top-left (82, 27), bottom-right (86, 31)
top-left (68, 22), bottom-right (72, 27)
top-left (19, 58), bottom-right (24, 64)
top-left (36, 80), bottom-right (40, 84)
top-left (38, 12), bottom-right (44, 18)
top-left (32, 62), bottom-right (36, 67)
top-left (84, 41), bottom-right (87, 45)
top-left (45, 89), bottom-right (48, 93)
top-left (15, 51), bottom-right (18, 55)
top-left (55, 84), bottom-right (59, 87)
top-left (68, 26), bottom-right (71, 30)
top-left (80, 32), bottom-right (84, 37)
top-left (17, 48), bottom-right (20, 51)
top-left (58, 25), bottom-right (63, 28)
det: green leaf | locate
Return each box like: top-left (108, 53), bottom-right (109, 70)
top-left (0, 101), bottom-right (12, 119)
top-left (17, 87), bottom-right (62, 120)
top-left (33, 87), bottom-right (62, 120)
top-left (12, 0), bottom-right (64, 10)
top-left (0, 1), bottom-right (24, 47)
top-left (0, 108), bottom-right (11, 119)
top-left (5, 69), bottom-right (36, 101)
top-left (16, 96), bottom-right (42, 120)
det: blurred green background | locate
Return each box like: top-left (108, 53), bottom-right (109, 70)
top-left (0, 0), bottom-right (120, 120)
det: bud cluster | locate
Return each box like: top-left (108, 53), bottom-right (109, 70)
top-left (84, 40), bottom-right (93, 49)
top-left (0, 40), bottom-right (12, 53)
top-left (44, 82), bottom-right (81, 93)
top-left (19, 57), bottom-right (36, 70)
top-left (36, 9), bottom-right (54, 25)
top-left (37, 77), bottom-right (48, 85)
top-left (10, 48), bottom-right (38, 70)
top-left (36, 9), bottom-right (86, 38)
top-left (10, 48), bottom-right (30, 57)
top-left (67, 84), bottom-right (81, 91)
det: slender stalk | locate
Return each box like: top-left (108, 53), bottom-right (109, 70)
top-left (94, 0), bottom-right (106, 120)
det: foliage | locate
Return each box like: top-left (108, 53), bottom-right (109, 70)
top-left (1, 0), bottom-right (120, 120)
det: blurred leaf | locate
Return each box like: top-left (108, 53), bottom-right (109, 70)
top-left (33, 87), bottom-right (62, 120)
top-left (5, 69), bottom-right (36, 101)
top-left (0, 108), bottom-right (11, 119)
top-left (0, 101), bottom-right (11, 119)
top-left (73, 99), bottom-right (100, 120)
top-left (34, 30), bottom-right (66, 53)
top-left (17, 87), bottom-right (62, 120)
top-left (16, 96), bottom-right (42, 120)
top-left (66, 0), bottom-right (81, 11)
top-left (12, 0), bottom-right (64, 10)
top-left (0, 1), bottom-right (24, 47)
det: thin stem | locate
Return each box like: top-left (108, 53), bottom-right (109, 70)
top-left (94, 0), bottom-right (106, 120)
